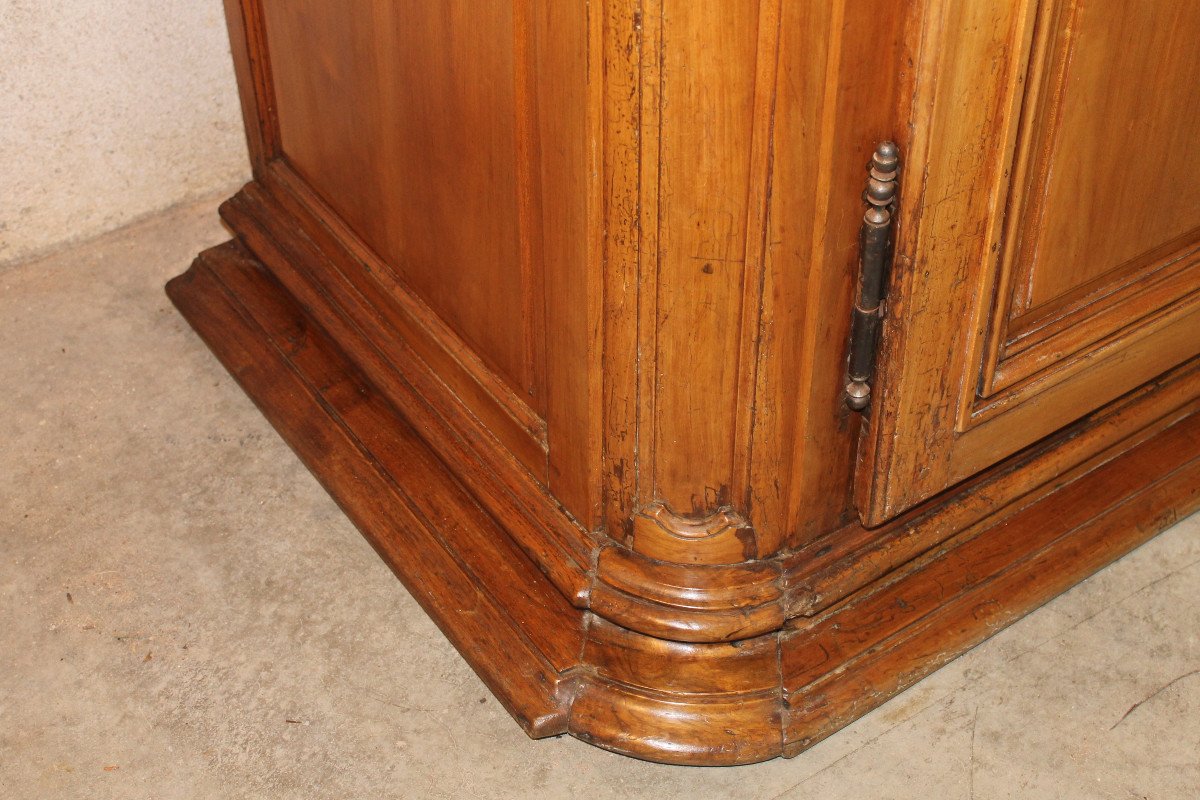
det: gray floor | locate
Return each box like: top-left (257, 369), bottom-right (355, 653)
top-left (1, 197), bottom-right (1197, 799)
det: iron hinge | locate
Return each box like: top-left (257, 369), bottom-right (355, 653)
top-left (845, 141), bottom-right (899, 412)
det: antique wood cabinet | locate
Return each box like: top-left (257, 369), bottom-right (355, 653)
top-left (168, 0), bottom-right (1200, 765)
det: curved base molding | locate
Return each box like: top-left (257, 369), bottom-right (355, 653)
top-left (168, 236), bottom-right (1200, 766)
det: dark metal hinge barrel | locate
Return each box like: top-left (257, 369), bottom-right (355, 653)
top-left (846, 141), bottom-right (899, 412)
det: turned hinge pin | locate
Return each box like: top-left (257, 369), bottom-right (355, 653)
top-left (845, 141), bottom-right (899, 412)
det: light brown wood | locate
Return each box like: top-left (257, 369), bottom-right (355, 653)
top-left (167, 237), bottom-right (1200, 763)
top-left (256, 0), bottom-right (603, 523)
top-left (857, 0), bottom-right (1200, 523)
top-left (167, 0), bottom-right (1200, 766)
top-left (751, 0), bottom-right (908, 548)
top-left (982, 0), bottom-right (1200, 396)
top-left (1011, 0), bottom-right (1200, 312)
top-left (262, 0), bottom-right (539, 401)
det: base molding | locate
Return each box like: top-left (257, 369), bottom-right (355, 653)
top-left (168, 236), bottom-right (1200, 766)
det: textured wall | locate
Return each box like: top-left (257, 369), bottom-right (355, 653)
top-left (0, 0), bottom-right (250, 265)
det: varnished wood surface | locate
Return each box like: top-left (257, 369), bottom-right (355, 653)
top-left (646, 0), bottom-right (767, 516)
top-left (752, 0), bottom-right (908, 547)
top-left (1013, 0), bottom-right (1200, 311)
top-left (858, 0), bottom-right (1200, 523)
top-left (167, 244), bottom-right (581, 735)
top-left (262, 0), bottom-right (538, 401)
top-left (594, 0), bottom-right (911, 554)
top-left (178, 0), bottom-right (1200, 766)
top-left (221, 0), bottom-right (277, 168)
top-left (168, 239), bottom-right (1200, 764)
top-left (218, 178), bottom-right (596, 603)
top-left (981, 0), bottom-right (1200, 396)
top-left (191, 181), bottom-right (1200, 651)
top-left (256, 0), bottom-right (602, 525)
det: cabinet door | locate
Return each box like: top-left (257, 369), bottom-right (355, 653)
top-left (857, 0), bottom-right (1200, 524)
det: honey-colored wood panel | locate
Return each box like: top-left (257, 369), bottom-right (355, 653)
top-left (603, 0), bottom-right (908, 552)
top-left (975, 0), bottom-right (1200, 398)
top-left (748, 0), bottom-right (906, 552)
top-left (188, 0), bottom-right (1200, 765)
top-left (744, 0), bottom-right (832, 552)
top-left (260, 0), bottom-right (542, 407)
top-left (858, 0), bottom-right (1200, 523)
top-left (221, 0), bottom-right (277, 170)
top-left (170, 236), bottom-right (1200, 762)
top-left (536, 0), bottom-right (603, 526)
top-left (1017, 0), bottom-right (1200, 312)
top-left (598, 0), bottom-right (647, 537)
top-left (650, 0), bottom-right (763, 515)
top-left (855, 0), bottom-right (1044, 523)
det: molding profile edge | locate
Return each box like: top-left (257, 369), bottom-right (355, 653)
top-left (166, 186), bottom-right (1200, 764)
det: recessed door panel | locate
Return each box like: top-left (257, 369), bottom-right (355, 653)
top-left (1017, 1), bottom-right (1200, 312)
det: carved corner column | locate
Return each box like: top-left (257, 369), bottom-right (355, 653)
top-left (599, 0), bottom-right (906, 565)
top-left (598, 0), bottom-right (784, 566)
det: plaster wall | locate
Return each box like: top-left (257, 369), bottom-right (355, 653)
top-left (0, 0), bottom-right (249, 265)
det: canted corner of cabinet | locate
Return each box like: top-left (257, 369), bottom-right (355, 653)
top-left (177, 0), bottom-right (1200, 769)
top-left (167, 225), bottom-right (1200, 766)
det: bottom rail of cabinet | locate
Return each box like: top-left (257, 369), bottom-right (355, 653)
top-left (167, 239), bottom-right (1200, 766)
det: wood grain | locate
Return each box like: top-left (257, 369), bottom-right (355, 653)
top-left (978, 0), bottom-right (1200, 397)
top-left (218, 181), bottom-right (596, 602)
top-left (221, 0), bottom-right (277, 169)
top-left (168, 239), bottom-right (1200, 762)
top-left (168, 244), bottom-right (580, 735)
top-left (175, 0), bottom-right (1200, 765)
top-left (647, 0), bottom-right (763, 516)
top-left (261, 0), bottom-right (539, 402)
top-left (750, 0), bottom-right (908, 550)
top-left (858, 0), bottom-right (1200, 523)
top-left (1014, 0), bottom-right (1200, 311)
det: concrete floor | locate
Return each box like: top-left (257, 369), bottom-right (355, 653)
top-left (1, 197), bottom-right (1197, 799)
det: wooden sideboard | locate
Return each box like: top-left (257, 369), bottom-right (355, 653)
top-left (167, 0), bottom-right (1200, 765)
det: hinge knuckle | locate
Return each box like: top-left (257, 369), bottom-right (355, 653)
top-left (846, 140), bottom-right (900, 413)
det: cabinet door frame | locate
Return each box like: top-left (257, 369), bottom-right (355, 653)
top-left (856, 0), bottom-right (1200, 525)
